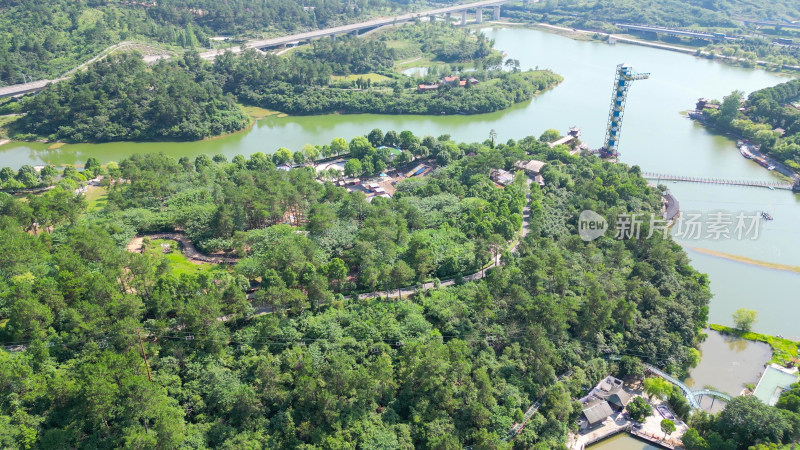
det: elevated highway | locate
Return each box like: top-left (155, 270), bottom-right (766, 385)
top-left (0, 78), bottom-right (65, 98)
top-left (617, 23), bottom-right (736, 41)
top-left (199, 0), bottom-right (508, 59)
top-left (736, 18), bottom-right (800, 30)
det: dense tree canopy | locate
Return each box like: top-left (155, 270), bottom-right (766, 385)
top-left (0, 133), bottom-right (715, 447)
top-left (701, 79), bottom-right (800, 171)
top-left (0, 0), bottom-right (416, 86)
top-left (8, 23), bottom-right (563, 142)
top-left (14, 52), bottom-right (248, 142)
top-left (684, 391), bottom-right (800, 449)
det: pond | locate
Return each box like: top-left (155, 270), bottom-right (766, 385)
top-left (684, 329), bottom-right (772, 412)
top-left (588, 433), bottom-right (660, 450)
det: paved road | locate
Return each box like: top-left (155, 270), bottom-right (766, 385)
top-left (135, 175), bottom-right (533, 321)
top-left (198, 0), bottom-right (508, 60)
top-left (0, 42), bottom-right (170, 98)
top-left (537, 23), bottom-right (800, 71)
top-left (0, 0), bottom-right (506, 97)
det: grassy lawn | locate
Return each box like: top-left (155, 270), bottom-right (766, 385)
top-left (0, 115), bottom-right (21, 139)
top-left (710, 323), bottom-right (799, 365)
top-left (240, 105), bottom-right (282, 120)
top-left (385, 38), bottom-right (423, 58)
top-left (393, 55), bottom-right (436, 70)
top-left (143, 239), bottom-right (225, 277)
top-left (331, 73), bottom-right (391, 83)
top-left (84, 185), bottom-right (108, 212)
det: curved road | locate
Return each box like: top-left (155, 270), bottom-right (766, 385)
top-left (0, 42), bottom-right (170, 98)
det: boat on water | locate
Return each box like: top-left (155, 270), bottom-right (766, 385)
top-left (761, 211), bottom-right (774, 220)
top-left (739, 146), bottom-right (753, 159)
top-left (768, 186), bottom-right (775, 191)
top-left (754, 157), bottom-right (772, 169)
top-left (768, 165), bottom-right (776, 171)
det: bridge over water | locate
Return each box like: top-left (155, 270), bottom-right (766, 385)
top-left (645, 363), bottom-right (732, 410)
top-left (617, 23), bottom-right (736, 41)
top-left (642, 172), bottom-right (797, 190)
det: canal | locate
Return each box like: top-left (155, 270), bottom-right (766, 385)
top-left (1, 26), bottom-right (798, 336)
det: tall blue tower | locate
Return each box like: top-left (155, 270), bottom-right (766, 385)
top-left (601, 64), bottom-right (650, 158)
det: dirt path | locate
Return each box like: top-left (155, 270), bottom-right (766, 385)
top-left (127, 237), bottom-right (144, 253)
top-left (131, 176), bottom-right (534, 319)
top-left (357, 175), bottom-right (533, 300)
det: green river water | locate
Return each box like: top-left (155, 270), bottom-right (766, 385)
top-left (1, 27), bottom-right (799, 339)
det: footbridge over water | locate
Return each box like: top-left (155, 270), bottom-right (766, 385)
top-left (642, 172), bottom-right (797, 191)
top-left (645, 364), bottom-right (732, 410)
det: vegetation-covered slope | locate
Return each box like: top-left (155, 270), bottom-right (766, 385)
top-left (518, 0), bottom-right (800, 28)
top-left (0, 0), bottom-right (414, 86)
top-left (0, 134), bottom-right (712, 448)
top-left (6, 23), bottom-right (562, 142)
top-left (699, 80), bottom-right (800, 171)
top-left (12, 52), bottom-right (249, 142)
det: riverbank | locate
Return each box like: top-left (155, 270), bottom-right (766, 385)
top-left (530, 23), bottom-right (800, 73)
top-left (709, 323), bottom-right (799, 365)
top-left (686, 112), bottom-right (800, 182)
top-left (0, 105), bottom-right (281, 151)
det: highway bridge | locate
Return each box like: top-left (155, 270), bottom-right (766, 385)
top-left (736, 18), bottom-right (800, 30)
top-left (0, 0), bottom-right (508, 98)
top-left (200, 0), bottom-right (508, 59)
top-left (0, 78), bottom-right (65, 98)
top-left (617, 23), bottom-right (736, 41)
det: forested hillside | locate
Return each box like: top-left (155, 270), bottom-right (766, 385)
top-left (516, 0), bottom-right (800, 28)
top-left (7, 23), bottom-right (563, 142)
top-left (0, 133), bottom-right (712, 447)
top-left (12, 52), bottom-right (249, 142)
top-left (0, 0), bottom-right (417, 86)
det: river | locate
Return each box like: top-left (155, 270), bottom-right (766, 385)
top-left (1, 26), bottom-right (798, 336)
